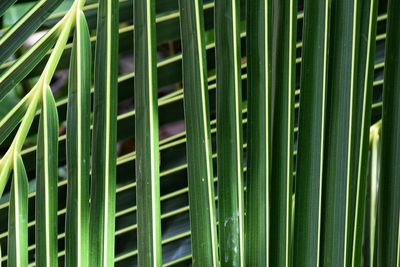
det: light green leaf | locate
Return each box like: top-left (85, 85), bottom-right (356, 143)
top-left (178, 0), bottom-right (219, 265)
top-left (8, 155), bottom-right (28, 267)
top-left (90, 0), bottom-right (119, 265)
top-left (0, 0), bottom-right (17, 18)
top-left (134, 0), bottom-right (162, 265)
top-left (65, 9), bottom-right (91, 267)
top-left (0, 90), bottom-right (33, 146)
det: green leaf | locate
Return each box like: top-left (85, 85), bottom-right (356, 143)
top-left (35, 85), bottom-right (59, 267)
top-left (321, 0), bottom-right (364, 264)
top-left (65, 8), bottom-right (91, 267)
top-left (90, 0), bottom-right (119, 265)
top-left (350, 0), bottom-right (378, 265)
top-left (178, 0), bottom-right (219, 265)
top-left (8, 155), bottom-right (28, 267)
top-left (0, 90), bottom-right (33, 145)
top-left (0, 25), bottom-right (61, 102)
top-left (0, 0), bottom-right (63, 65)
top-left (215, 0), bottom-right (244, 265)
top-left (245, 0), bottom-right (271, 265)
top-left (134, 0), bottom-right (162, 265)
top-left (293, 0), bottom-right (329, 266)
top-left (0, 0), bottom-right (16, 18)
top-left (270, 0), bottom-right (297, 265)
top-left (377, 0), bottom-right (400, 263)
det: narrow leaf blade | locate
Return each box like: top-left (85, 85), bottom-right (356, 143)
top-left (178, 0), bottom-right (219, 265)
top-left (65, 9), bottom-right (91, 267)
top-left (134, 0), bottom-right (162, 265)
top-left (215, 0), bottom-right (244, 265)
top-left (245, 0), bottom-right (272, 265)
top-left (377, 0), bottom-right (400, 263)
top-left (8, 155), bottom-right (28, 267)
top-left (270, 0), bottom-right (297, 265)
top-left (90, 0), bottom-right (119, 265)
top-left (35, 85), bottom-right (59, 266)
top-left (293, 0), bottom-right (329, 265)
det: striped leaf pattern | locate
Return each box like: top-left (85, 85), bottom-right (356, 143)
top-left (8, 155), bottom-right (28, 267)
top-left (0, 0), bottom-right (399, 265)
top-left (134, 0), bottom-right (162, 265)
top-left (215, 0), bottom-right (244, 265)
top-left (0, 0), bottom-right (63, 65)
top-left (65, 7), bottom-right (91, 267)
top-left (36, 85), bottom-right (59, 267)
top-left (178, 0), bottom-right (219, 265)
top-left (90, 0), bottom-right (119, 265)
top-left (270, 0), bottom-right (297, 265)
top-left (245, 0), bottom-right (272, 265)
top-left (293, 0), bottom-right (329, 266)
top-left (378, 0), bottom-right (400, 263)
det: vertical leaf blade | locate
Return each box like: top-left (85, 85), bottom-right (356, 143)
top-left (134, 0), bottom-right (162, 265)
top-left (377, 0), bottom-right (400, 264)
top-left (322, 0), bottom-right (361, 264)
top-left (293, 0), bottom-right (329, 266)
top-left (178, 0), bottom-right (219, 265)
top-left (215, 0), bottom-right (244, 265)
top-left (8, 155), bottom-right (28, 267)
top-left (90, 0), bottom-right (119, 265)
top-left (350, 0), bottom-right (378, 265)
top-left (245, 0), bottom-right (272, 265)
top-left (270, 0), bottom-right (297, 265)
top-left (65, 9), bottom-right (91, 267)
top-left (36, 85), bottom-right (59, 267)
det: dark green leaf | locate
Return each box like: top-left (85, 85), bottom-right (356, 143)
top-left (270, 0), bottom-right (297, 265)
top-left (377, 0), bottom-right (400, 263)
top-left (35, 85), bottom-right (59, 267)
top-left (178, 0), bottom-right (219, 265)
top-left (215, 0), bottom-right (244, 265)
top-left (134, 0), bottom-right (162, 265)
top-left (293, 0), bottom-right (329, 265)
top-left (65, 9), bottom-right (91, 267)
top-left (90, 0), bottom-right (119, 265)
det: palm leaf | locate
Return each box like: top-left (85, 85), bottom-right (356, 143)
top-left (134, 0), bottom-right (162, 265)
top-left (350, 0), bottom-right (378, 265)
top-left (35, 85), bottom-right (59, 267)
top-left (0, 0), bottom-right (63, 65)
top-left (377, 0), bottom-right (400, 263)
top-left (270, 0), bottom-right (297, 265)
top-left (0, 0), bottom-right (17, 17)
top-left (215, 0), bottom-right (244, 265)
top-left (65, 7), bottom-right (91, 267)
top-left (8, 155), bottom-right (28, 267)
top-left (245, 0), bottom-right (271, 265)
top-left (293, 0), bottom-right (329, 265)
top-left (90, 0), bottom-right (119, 265)
top-left (178, 0), bottom-right (219, 265)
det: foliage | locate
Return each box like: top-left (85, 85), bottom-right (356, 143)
top-left (0, 0), bottom-right (398, 266)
